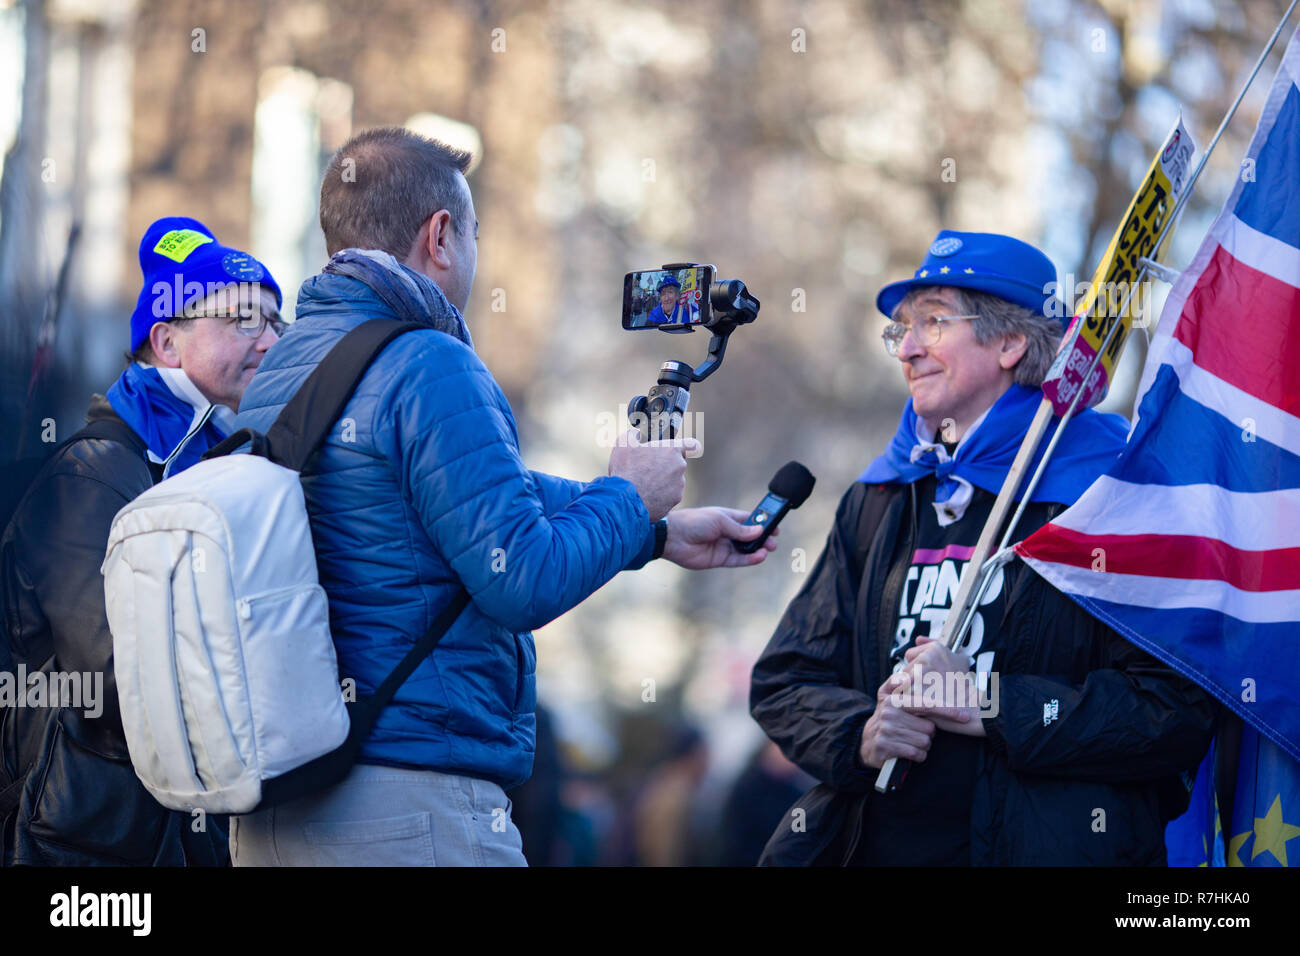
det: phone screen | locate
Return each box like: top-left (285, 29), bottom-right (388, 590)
top-left (623, 266), bottom-right (713, 329)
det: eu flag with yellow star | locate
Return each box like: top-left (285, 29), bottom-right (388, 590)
top-left (1225, 725), bottom-right (1300, 867)
top-left (1168, 718), bottom-right (1300, 867)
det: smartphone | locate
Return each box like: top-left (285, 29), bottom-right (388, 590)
top-left (622, 265), bottom-right (714, 330)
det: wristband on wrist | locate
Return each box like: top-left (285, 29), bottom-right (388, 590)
top-left (651, 518), bottom-right (669, 559)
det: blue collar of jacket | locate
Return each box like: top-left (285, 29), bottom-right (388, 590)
top-left (298, 249), bottom-right (474, 348)
top-left (859, 383), bottom-right (1129, 507)
top-left (105, 364), bottom-right (234, 478)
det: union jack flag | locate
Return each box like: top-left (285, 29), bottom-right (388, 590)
top-left (1016, 24), bottom-right (1300, 866)
top-left (1016, 25), bottom-right (1300, 806)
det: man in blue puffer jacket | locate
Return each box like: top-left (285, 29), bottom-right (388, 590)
top-left (229, 127), bottom-right (774, 866)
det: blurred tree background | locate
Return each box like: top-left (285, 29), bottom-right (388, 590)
top-left (0, 0), bottom-right (1289, 862)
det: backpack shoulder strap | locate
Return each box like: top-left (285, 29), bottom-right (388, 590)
top-left (205, 319), bottom-right (424, 471)
top-left (852, 481), bottom-right (896, 582)
top-left (351, 588), bottom-right (472, 728)
top-left (75, 416), bottom-right (149, 456)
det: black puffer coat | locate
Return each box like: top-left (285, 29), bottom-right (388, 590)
top-left (750, 480), bottom-right (1217, 866)
top-left (1, 395), bottom-right (228, 865)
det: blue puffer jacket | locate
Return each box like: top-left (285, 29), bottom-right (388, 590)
top-left (235, 256), bottom-right (654, 789)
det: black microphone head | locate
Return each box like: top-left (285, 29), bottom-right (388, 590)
top-left (770, 461), bottom-right (816, 507)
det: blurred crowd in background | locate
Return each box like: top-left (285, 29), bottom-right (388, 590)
top-left (508, 703), bottom-right (816, 866)
top-left (0, 0), bottom-right (1287, 863)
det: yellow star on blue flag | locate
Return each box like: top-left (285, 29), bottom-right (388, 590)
top-left (1220, 724), bottom-right (1298, 866)
top-left (1168, 721), bottom-right (1300, 867)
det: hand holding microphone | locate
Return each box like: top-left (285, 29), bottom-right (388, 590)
top-left (654, 462), bottom-right (814, 570)
top-left (732, 461), bottom-right (816, 554)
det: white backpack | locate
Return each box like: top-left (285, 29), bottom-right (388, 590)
top-left (102, 319), bottom-right (468, 814)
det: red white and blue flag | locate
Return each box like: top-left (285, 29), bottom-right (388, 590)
top-left (1016, 27), bottom-right (1300, 768)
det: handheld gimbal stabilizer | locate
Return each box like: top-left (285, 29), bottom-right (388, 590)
top-left (625, 262), bottom-right (760, 441)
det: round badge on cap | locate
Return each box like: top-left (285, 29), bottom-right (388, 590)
top-left (929, 237), bottom-right (963, 257)
top-left (221, 251), bottom-right (265, 282)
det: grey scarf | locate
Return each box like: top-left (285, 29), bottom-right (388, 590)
top-left (323, 248), bottom-right (474, 349)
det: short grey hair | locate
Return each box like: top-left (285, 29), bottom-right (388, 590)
top-left (894, 286), bottom-right (1062, 387)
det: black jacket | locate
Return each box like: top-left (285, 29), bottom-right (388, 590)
top-left (750, 480), bottom-right (1216, 866)
top-left (1, 395), bottom-right (228, 865)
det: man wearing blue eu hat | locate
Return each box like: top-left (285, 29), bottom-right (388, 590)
top-left (1, 217), bottom-right (283, 865)
top-left (750, 230), bottom-right (1215, 866)
top-left (647, 274), bottom-right (701, 326)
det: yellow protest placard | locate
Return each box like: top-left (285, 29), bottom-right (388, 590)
top-left (1042, 117), bottom-right (1195, 414)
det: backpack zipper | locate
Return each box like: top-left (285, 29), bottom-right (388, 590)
top-left (237, 583), bottom-right (322, 620)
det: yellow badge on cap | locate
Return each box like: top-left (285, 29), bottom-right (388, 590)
top-left (153, 229), bottom-right (214, 263)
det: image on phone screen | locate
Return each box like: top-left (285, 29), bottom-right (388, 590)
top-left (623, 267), bottom-right (711, 329)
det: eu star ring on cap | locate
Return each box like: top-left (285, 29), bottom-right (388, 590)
top-left (128, 216), bottom-right (283, 352)
top-left (875, 229), bottom-right (1069, 326)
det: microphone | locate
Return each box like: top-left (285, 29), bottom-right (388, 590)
top-left (733, 461), bottom-right (816, 554)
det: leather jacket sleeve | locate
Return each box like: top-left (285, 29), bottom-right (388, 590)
top-left (750, 485), bottom-right (878, 792)
top-left (3, 448), bottom-right (145, 744)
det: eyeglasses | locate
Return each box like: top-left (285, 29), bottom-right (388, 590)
top-left (182, 310), bottom-right (289, 339)
top-left (881, 313), bottom-right (979, 356)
